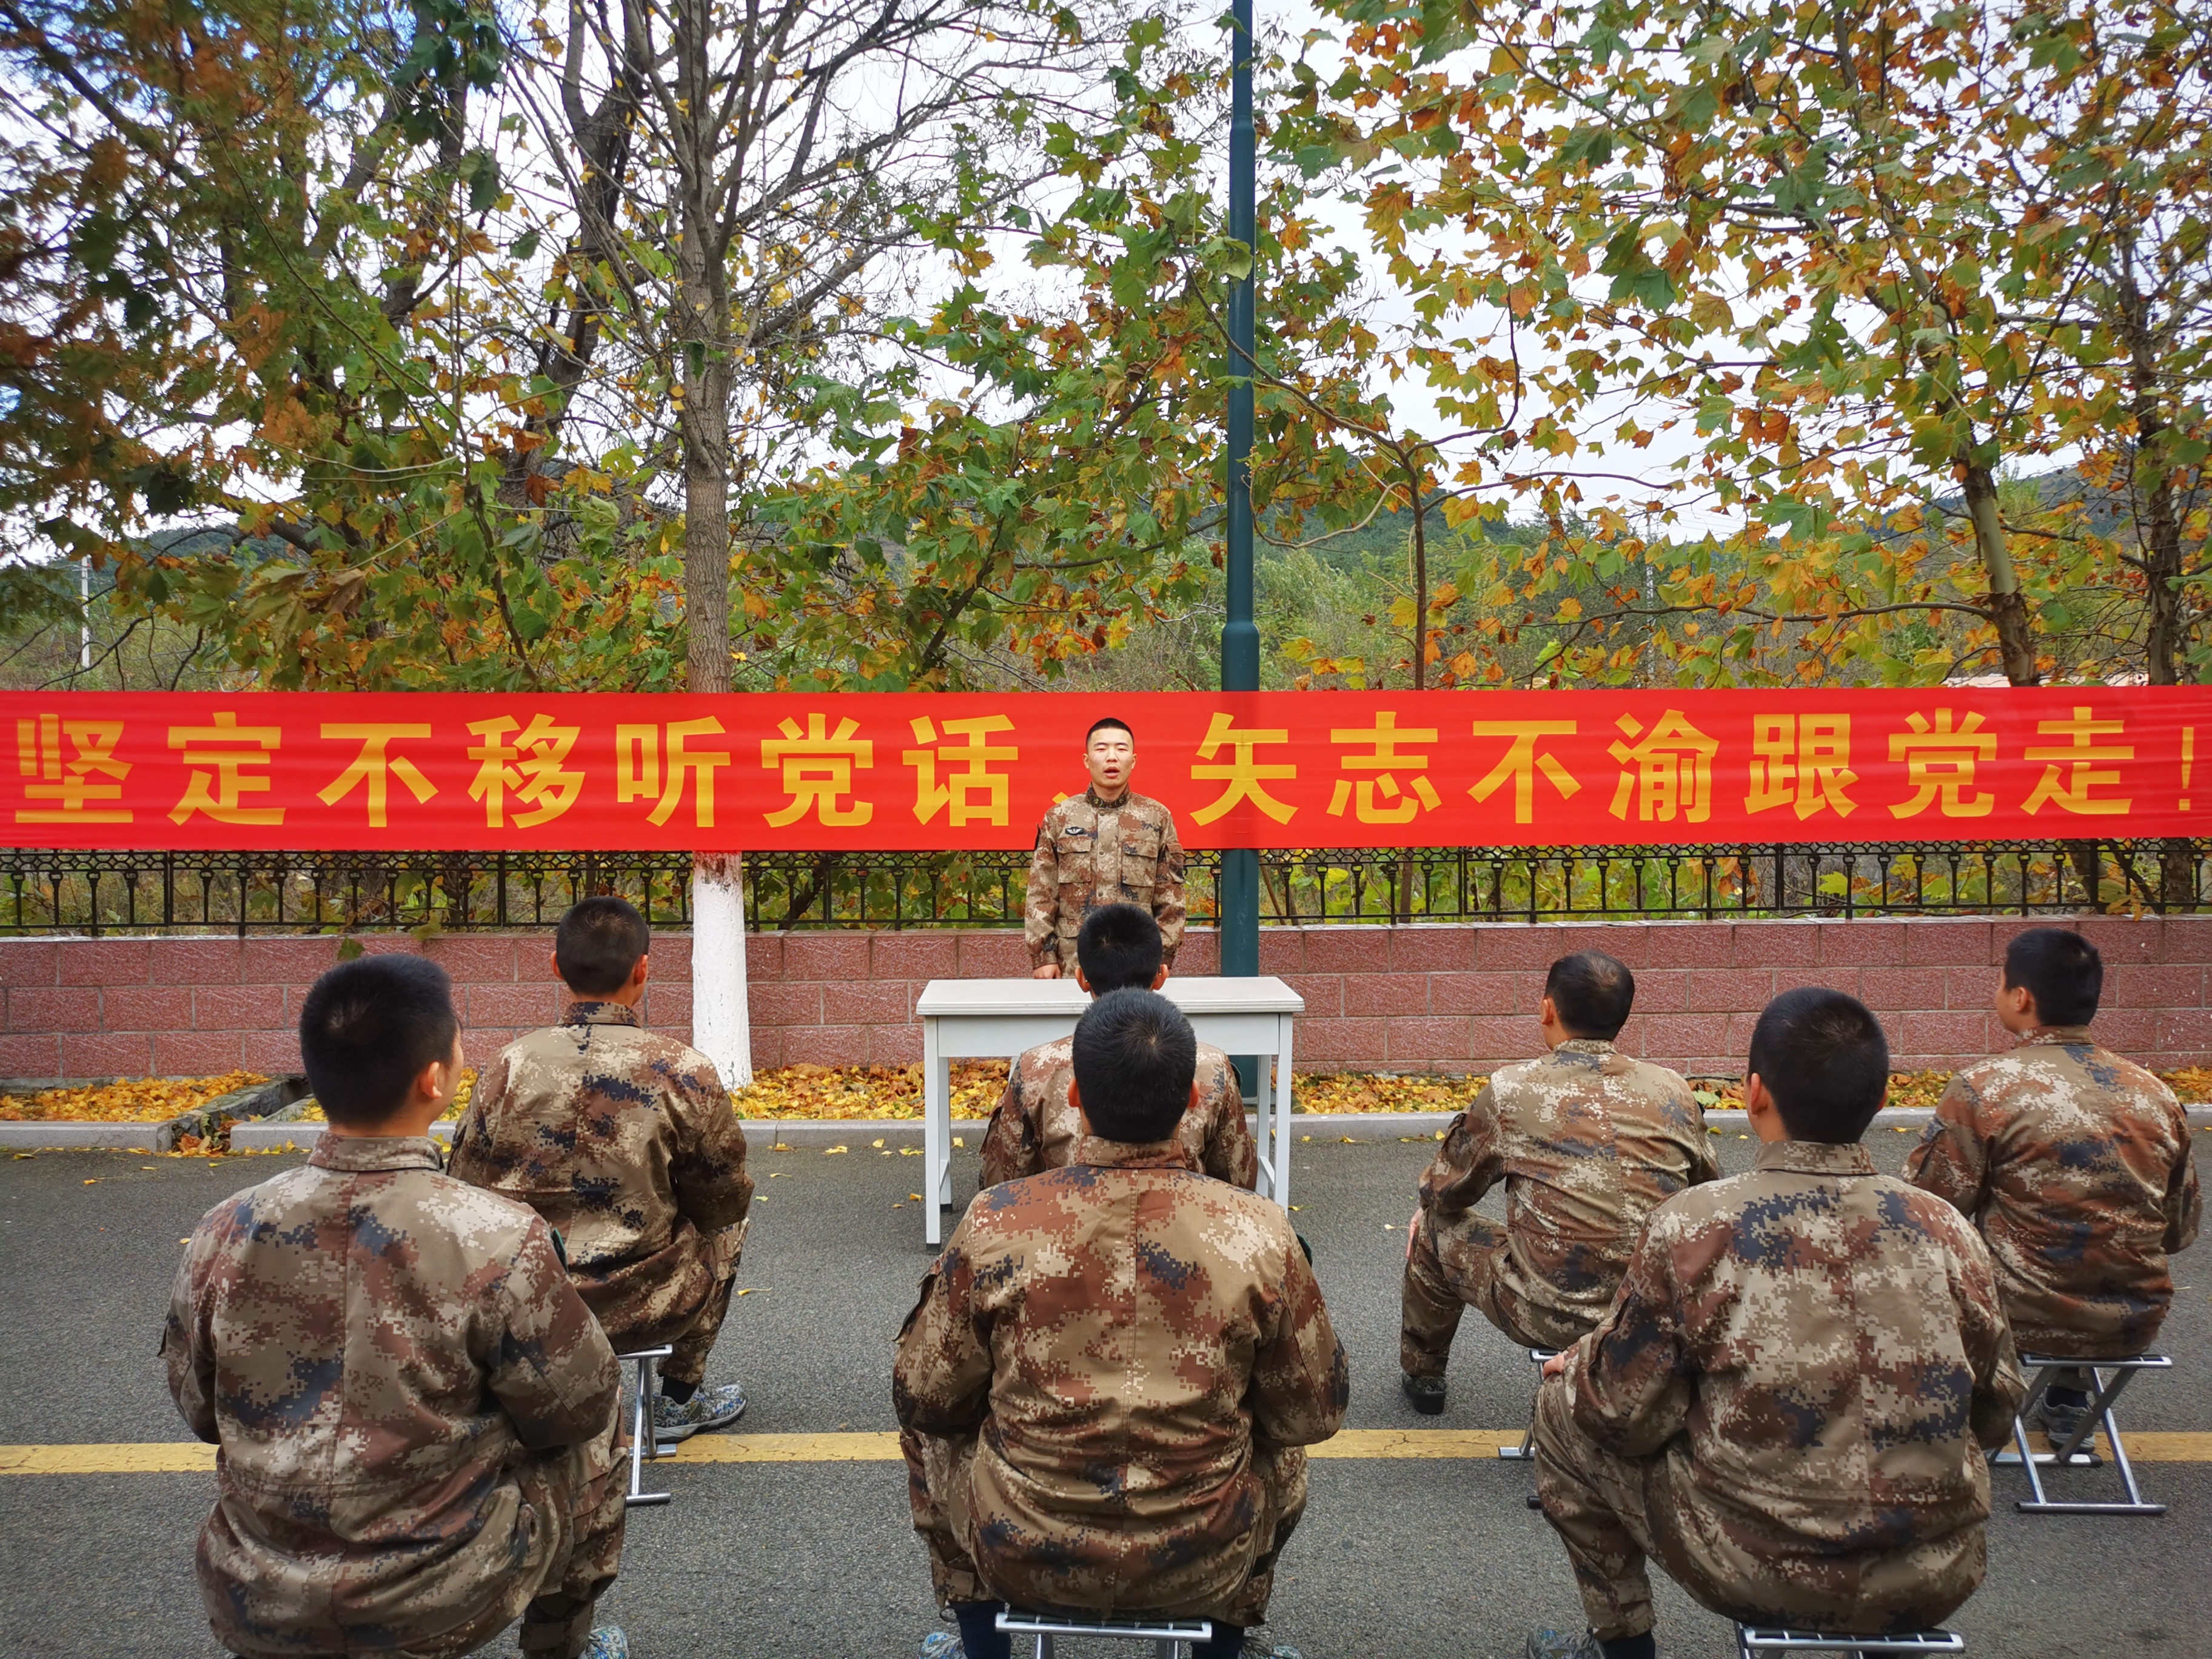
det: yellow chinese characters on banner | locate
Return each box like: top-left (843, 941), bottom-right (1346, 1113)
top-left (620, 718), bottom-right (731, 828)
top-left (468, 715), bottom-right (584, 830)
top-left (2022, 706), bottom-right (2133, 816)
top-left (15, 714), bottom-right (130, 824)
top-left (1190, 713), bottom-right (1297, 825)
top-left (318, 724), bottom-right (437, 828)
top-left (1326, 712), bottom-right (1441, 824)
top-left (1747, 714), bottom-right (1857, 820)
top-left (760, 714), bottom-right (871, 828)
top-left (170, 711), bottom-right (283, 826)
top-left (1607, 711), bottom-right (1717, 823)
top-left (1888, 709), bottom-right (1997, 818)
top-left (1467, 720), bottom-right (1580, 825)
top-left (905, 716), bottom-right (1017, 827)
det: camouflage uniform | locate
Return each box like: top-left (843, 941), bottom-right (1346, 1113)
top-left (894, 1137), bottom-right (1347, 1625)
top-left (1024, 789), bottom-right (1187, 974)
top-left (163, 1134), bottom-right (625, 1659)
top-left (1533, 1139), bottom-right (2025, 1643)
top-left (979, 1034), bottom-right (1257, 1190)
top-left (1402, 1039), bottom-right (1717, 1364)
top-left (1905, 1024), bottom-right (2201, 1358)
top-left (449, 1000), bottom-right (754, 1389)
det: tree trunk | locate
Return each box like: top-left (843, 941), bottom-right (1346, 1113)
top-left (1960, 461), bottom-right (2039, 686)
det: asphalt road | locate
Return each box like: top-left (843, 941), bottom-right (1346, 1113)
top-left (4, 1128), bottom-right (2211, 1658)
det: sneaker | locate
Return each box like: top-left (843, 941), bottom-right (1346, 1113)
top-left (580, 1629), bottom-right (629, 1659)
top-left (651, 1381), bottom-right (748, 1441)
top-left (919, 1632), bottom-right (964, 1659)
top-left (1402, 1371), bottom-right (1446, 1416)
top-left (2038, 1389), bottom-right (2093, 1452)
top-left (1524, 1631), bottom-right (1606, 1659)
top-left (1239, 1643), bottom-right (1302, 1659)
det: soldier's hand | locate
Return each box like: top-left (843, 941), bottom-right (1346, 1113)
top-left (1541, 1350), bottom-right (1569, 1380)
top-left (1032, 964), bottom-right (1062, 980)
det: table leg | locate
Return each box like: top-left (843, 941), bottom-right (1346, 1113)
top-left (924, 1017), bottom-right (947, 1247)
top-left (1273, 1015), bottom-right (1293, 1210)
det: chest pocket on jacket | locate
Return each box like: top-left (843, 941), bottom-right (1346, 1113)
top-left (1119, 823), bottom-right (1161, 868)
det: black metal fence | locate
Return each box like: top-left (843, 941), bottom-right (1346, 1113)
top-left (0, 840), bottom-right (2203, 936)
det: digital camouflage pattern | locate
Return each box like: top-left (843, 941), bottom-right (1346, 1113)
top-left (1403, 1039), bottom-right (1717, 1360)
top-left (979, 1034), bottom-right (1257, 1190)
top-left (163, 1135), bottom-right (626, 1659)
top-left (1024, 789), bottom-right (1187, 973)
top-left (1536, 1139), bottom-right (2025, 1642)
top-left (448, 1000), bottom-right (754, 1387)
top-left (894, 1138), bottom-right (1347, 1624)
top-left (1906, 1025), bottom-right (2202, 1358)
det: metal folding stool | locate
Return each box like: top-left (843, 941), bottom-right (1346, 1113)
top-left (1991, 1350), bottom-right (2171, 1516)
top-left (1500, 1347), bottom-right (1561, 1510)
top-left (1736, 1624), bottom-right (1963, 1658)
top-left (995, 1610), bottom-right (1215, 1658)
top-left (616, 1346), bottom-right (680, 1509)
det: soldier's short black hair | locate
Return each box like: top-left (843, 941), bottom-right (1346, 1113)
top-left (1077, 903), bottom-right (1164, 993)
top-left (1085, 716), bottom-right (1134, 746)
top-left (1544, 950), bottom-right (1634, 1039)
top-left (2004, 927), bottom-right (2102, 1027)
top-left (1748, 987), bottom-right (1889, 1144)
top-left (298, 956), bottom-right (458, 1127)
top-left (1072, 987), bottom-right (1197, 1143)
top-left (555, 896), bottom-right (651, 995)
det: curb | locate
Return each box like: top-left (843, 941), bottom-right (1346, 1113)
top-left (229, 1121), bottom-right (458, 1151)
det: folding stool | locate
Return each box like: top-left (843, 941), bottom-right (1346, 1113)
top-left (994, 1609), bottom-right (1215, 1658)
top-left (1500, 1347), bottom-right (1561, 1510)
top-left (1735, 1624), bottom-right (1963, 1658)
top-left (615, 1346), bottom-right (680, 1509)
top-left (1991, 1350), bottom-right (2171, 1516)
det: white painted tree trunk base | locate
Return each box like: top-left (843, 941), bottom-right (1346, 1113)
top-left (690, 855), bottom-right (752, 1089)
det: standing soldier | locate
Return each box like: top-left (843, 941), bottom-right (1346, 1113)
top-left (450, 896), bottom-right (755, 1444)
top-left (1025, 716), bottom-right (1186, 979)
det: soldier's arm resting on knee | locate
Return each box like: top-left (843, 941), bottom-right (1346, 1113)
top-left (1954, 1233), bottom-right (2028, 1449)
top-left (1562, 1225), bottom-right (1692, 1458)
top-left (160, 1238), bottom-right (219, 1444)
top-left (1903, 1074), bottom-right (1991, 1218)
top-left (671, 1062), bottom-right (754, 1233)
top-left (1419, 1084), bottom-right (1506, 1218)
top-left (977, 1071), bottom-right (1037, 1189)
top-left (1248, 1232), bottom-right (1350, 1451)
top-left (893, 1241), bottom-right (994, 1437)
top-left (1207, 1063), bottom-right (1261, 1189)
top-left (484, 1220), bottom-right (623, 1449)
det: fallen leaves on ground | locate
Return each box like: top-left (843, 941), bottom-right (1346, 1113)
top-left (294, 1071), bottom-right (475, 1122)
top-left (2166, 1067), bottom-right (2212, 1105)
top-left (729, 1061), bottom-right (1010, 1121)
top-left (0, 1071), bottom-right (268, 1123)
top-left (1289, 1073), bottom-right (1484, 1114)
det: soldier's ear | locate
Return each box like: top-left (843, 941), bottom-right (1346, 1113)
top-left (1151, 965), bottom-right (1168, 991)
top-left (548, 948), bottom-right (564, 984)
top-left (633, 954), bottom-right (651, 988)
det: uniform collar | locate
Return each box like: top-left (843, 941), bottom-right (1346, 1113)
top-left (1552, 1038), bottom-right (1616, 1058)
top-left (1083, 785), bottom-right (1134, 812)
top-left (309, 1134), bottom-right (444, 1173)
top-left (1754, 1139), bottom-right (1877, 1177)
top-left (2019, 1024), bottom-right (2096, 1047)
top-left (1072, 1134), bottom-right (1196, 1171)
top-left (561, 999), bottom-right (642, 1028)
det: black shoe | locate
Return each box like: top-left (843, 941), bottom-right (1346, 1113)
top-left (1402, 1371), bottom-right (1446, 1415)
top-left (2039, 1386), bottom-right (2093, 1450)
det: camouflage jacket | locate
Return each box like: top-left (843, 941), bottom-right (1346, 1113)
top-left (163, 1135), bottom-right (620, 1657)
top-left (448, 1000), bottom-right (753, 1353)
top-left (1560, 1139), bottom-right (2023, 1570)
top-left (979, 1033), bottom-right (1256, 1190)
top-left (1421, 1039), bottom-right (1719, 1341)
top-left (1906, 1026), bottom-right (2201, 1358)
top-left (1024, 788), bottom-right (1187, 971)
top-left (894, 1138), bottom-right (1348, 1617)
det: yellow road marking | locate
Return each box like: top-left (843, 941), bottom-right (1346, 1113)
top-left (8, 1428), bottom-right (2212, 1474)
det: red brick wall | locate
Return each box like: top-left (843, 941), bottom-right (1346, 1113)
top-left (0, 916), bottom-right (2205, 1082)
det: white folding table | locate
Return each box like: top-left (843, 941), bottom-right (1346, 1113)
top-left (914, 976), bottom-right (1304, 1245)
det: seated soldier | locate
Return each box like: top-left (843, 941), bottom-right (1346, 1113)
top-left (165, 956), bottom-right (628, 1659)
top-left (980, 901), bottom-right (1256, 1190)
top-left (449, 896), bottom-right (755, 1443)
top-left (896, 988), bottom-right (1347, 1659)
top-left (1524, 988), bottom-right (2024, 1659)
top-left (1400, 951), bottom-right (1716, 1414)
top-left (1908, 927), bottom-right (2200, 1446)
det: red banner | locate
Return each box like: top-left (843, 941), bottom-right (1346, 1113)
top-left (0, 689), bottom-right (2203, 851)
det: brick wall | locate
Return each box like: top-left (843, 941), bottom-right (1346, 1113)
top-left (0, 916), bottom-right (2205, 1082)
